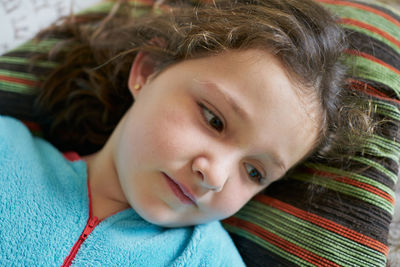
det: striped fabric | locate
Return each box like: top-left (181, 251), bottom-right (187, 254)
top-left (223, 1), bottom-right (400, 266)
top-left (0, 0), bottom-right (399, 266)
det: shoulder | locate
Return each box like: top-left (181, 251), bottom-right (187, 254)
top-left (0, 115), bottom-right (30, 138)
top-left (0, 115), bottom-right (61, 158)
top-left (177, 221), bottom-right (245, 267)
top-left (0, 115), bottom-right (36, 156)
top-left (0, 115), bottom-right (49, 156)
top-left (0, 115), bottom-right (86, 179)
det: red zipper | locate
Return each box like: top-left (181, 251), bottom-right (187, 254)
top-left (61, 177), bottom-right (100, 267)
top-left (61, 216), bottom-right (100, 267)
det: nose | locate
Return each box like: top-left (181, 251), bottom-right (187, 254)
top-left (191, 155), bottom-right (231, 192)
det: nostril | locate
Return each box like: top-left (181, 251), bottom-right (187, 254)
top-left (192, 157), bottom-right (224, 191)
top-left (192, 157), bottom-right (208, 181)
top-left (195, 169), bottom-right (206, 182)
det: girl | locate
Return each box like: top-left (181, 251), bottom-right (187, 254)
top-left (0, 0), bottom-right (352, 265)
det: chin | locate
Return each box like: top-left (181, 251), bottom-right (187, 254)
top-left (140, 211), bottom-right (204, 228)
top-left (146, 212), bottom-right (195, 227)
top-left (134, 208), bottom-right (182, 227)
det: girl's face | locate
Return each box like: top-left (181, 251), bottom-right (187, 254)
top-left (113, 49), bottom-right (319, 227)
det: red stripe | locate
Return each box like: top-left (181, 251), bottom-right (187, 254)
top-left (224, 217), bottom-right (341, 266)
top-left (306, 168), bottom-right (394, 204)
top-left (316, 0), bottom-right (400, 28)
top-left (348, 78), bottom-right (390, 98)
top-left (340, 18), bottom-right (400, 49)
top-left (21, 120), bottom-right (42, 132)
top-left (0, 74), bottom-right (37, 87)
top-left (348, 79), bottom-right (400, 105)
top-left (344, 49), bottom-right (400, 76)
top-left (253, 195), bottom-right (388, 255)
top-left (335, 176), bottom-right (394, 203)
top-left (62, 151), bottom-right (81, 162)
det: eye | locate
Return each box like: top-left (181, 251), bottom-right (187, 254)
top-left (199, 103), bottom-right (224, 132)
top-left (244, 163), bottom-right (266, 184)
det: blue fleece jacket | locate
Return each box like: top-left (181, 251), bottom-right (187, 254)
top-left (0, 116), bottom-right (245, 266)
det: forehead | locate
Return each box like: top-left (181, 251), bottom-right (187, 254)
top-left (188, 49), bottom-right (321, 176)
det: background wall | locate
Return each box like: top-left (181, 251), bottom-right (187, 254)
top-left (0, 0), bottom-right (99, 54)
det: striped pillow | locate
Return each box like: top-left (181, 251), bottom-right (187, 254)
top-left (223, 1), bottom-right (400, 266)
top-left (0, 0), bottom-right (399, 266)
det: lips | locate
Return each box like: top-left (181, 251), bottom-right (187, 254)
top-left (163, 173), bottom-right (197, 205)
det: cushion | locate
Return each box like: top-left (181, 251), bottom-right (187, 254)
top-left (0, 0), bottom-right (399, 266)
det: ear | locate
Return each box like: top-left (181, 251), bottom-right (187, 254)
top-left (128, 51), bottom-right (159, 98)
top-left (128, 37), bottom-right (168, 98)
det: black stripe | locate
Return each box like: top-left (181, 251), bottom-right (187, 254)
top-left (2, 51), bottom-right (49, 58)
top-left (2, 50), bottom-right (67, 64)
top-left (0, 61), bottom-right (54, 78)
top-left (313, 152), bottom-right (399, 190)
top-left (344, 29), bottom-right (400, 72)
top-left (264, 177), bottom-right (391, 244)
top-left (345, 0), bottom-right (400, 23)
top-left (223, 232), bottom-right (298, 267)
top-left (327, 154), bottom-right (398, 190)
top-left (0, 91), bottom-right (39, 122)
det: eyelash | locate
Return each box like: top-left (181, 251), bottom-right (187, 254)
top-left (198, 102), bottom-right (266, 184)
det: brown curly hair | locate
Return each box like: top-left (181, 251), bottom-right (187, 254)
top-left (33, 0), bottom-right (369, 165)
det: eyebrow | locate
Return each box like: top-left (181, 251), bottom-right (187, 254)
top-left (272, 155), bottom-right (287, 173)
top-left (199, 81), bottom-right (250, 122)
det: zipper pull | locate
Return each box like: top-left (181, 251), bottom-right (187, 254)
top-left (62, 216), bottom-right (100, 267)
top-left (81, 216), bottom-right (99, 240)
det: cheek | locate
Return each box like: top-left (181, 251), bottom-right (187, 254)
top-left (124, 102), bottom-right (199, 166)
top-left (151, 110), bottom-right (192, 156)
top-left (208, 184), bottom-right (256, 219)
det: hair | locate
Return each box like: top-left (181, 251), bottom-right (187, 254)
top-left (32, 0), bottom-right (373, 168)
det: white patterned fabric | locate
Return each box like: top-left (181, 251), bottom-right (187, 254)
top-left (0, 0), bottom-right (100, 54)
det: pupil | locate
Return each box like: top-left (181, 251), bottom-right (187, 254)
top-left (250, 169), bottom-right (259, 177)
top-left (211, 118), bottom-right (222, 130)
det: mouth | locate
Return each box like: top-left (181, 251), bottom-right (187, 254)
top-left (162, 173), bottom-right (197, 205)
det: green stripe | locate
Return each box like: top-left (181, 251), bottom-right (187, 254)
top-left (0, 70), bottom-right (37, 82)
top-left (304, 162), bottom-right (394, 196)
top-left (77, 2), bottom-right (116, 14)
top-left (340, 23), bottom-right (400, 54)
top-left (361, 134), bottom-right (400, 162)
top-left (78, 1), bottom-right (153, 18)
top-left (234, 201), bottom-right (386, 266)
top-left (372, 100), bottom-right (400, 122)
top-left (223, 224), bottom-right (314, 266)
top-left (322, 3), bottom-right (400, 40)
top-left (78, 0), bottom-right (152, 13)
top-left (0, 80), bottom-right (36, 94)
top-left (0, 56), bottom-right (58, 68)
top-left (350, 156), bottom-right (399, 184)
top-left (343, 54), bottom-right (400, 96)
top-left (0, 70), bottom-right (38, 94)
top-left (7, 39), bottom-right (65, 54)
top-left (244, 202), bottom-right (386, 266)
top-left (292, 172), bottom-right (393, 214)
top-left (245, 201), bottom-right (386, 266)
top-left (371, 133), bottom-right (400, 151)
top-left (350, 0), bottom-right (400, 17)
